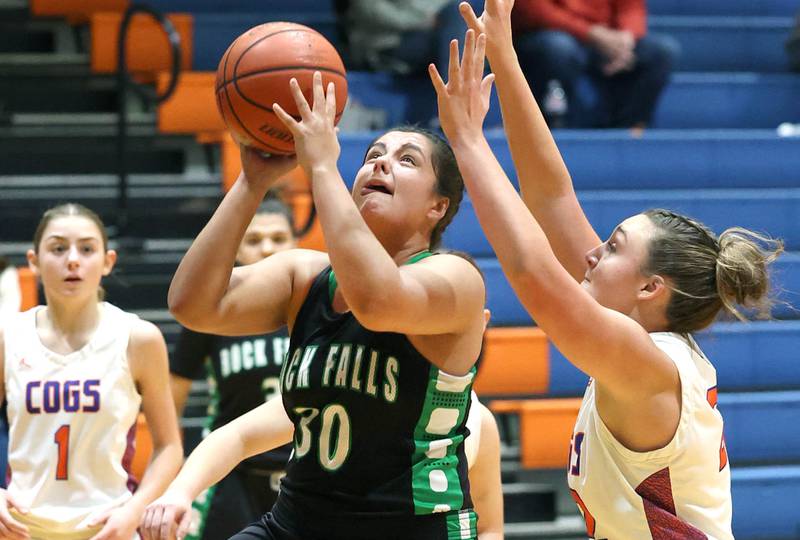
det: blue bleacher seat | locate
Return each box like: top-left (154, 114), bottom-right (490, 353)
top-left (649, 0), bottom-right (799, 17)
top-left (650, 16), bottom-right (793, 72)
top-left (721, 392), bottom-right (800, 464)
top-left (192, 12), bottom-right (340, 71)
top-left (654, 73), bottom-right (800, 129)
top-left (339, 130), bottom-right (800, 191)
top-left (731, 466), bottom-right (800, 539)
top-left (443, 191), bottom-right (800, 256)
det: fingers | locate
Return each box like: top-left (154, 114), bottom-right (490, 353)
top-left (288, 78), bottom-right (312, 120)
top-left (311, 71), bottom-right (325, 114)
top-left (459, 2), bottom-right (481, 31)
top-left (462, 29), bottom-right (476, 84)
top-left (325, 81), bottom-right (337, 124)
top-left (473, 32), bottom-right (487, 83)
top-left (428, 63), bottom-right (447, 96)
top-left (176, 509), bottom-right (192, 540)
top-left (447, 38), bottom-right (461, 90)
top-left (0, 500), bottom-right (29, 540)
top-left (159, 507), bottom-right (178, 540)
top-left (272, 102), bottom-right (299, 136)
top-left (481, 73), bottom-right (496, 102)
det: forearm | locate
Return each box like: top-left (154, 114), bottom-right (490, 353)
top-left (309, 164), bottom-right (403, 315)
top-left (488, 45), bottom-right (574, 202)
top-left (168, 174), bottom-right (265, 321)
top-left (451, 137), bottom-right (562, 292)
top-left (164, 425), bottom-right (249, 501)
top-left (127, 440), bottom-right (183, 510)
top-left (487, 44), bottom-right (600, 279)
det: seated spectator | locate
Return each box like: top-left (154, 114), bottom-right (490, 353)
top-left (512, 0), bottom-right (680, 128)
top-left (344, 0), bottom-right (480, 75)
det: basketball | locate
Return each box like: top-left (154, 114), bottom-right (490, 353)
top-left (215, 22), bottom-right (348, 155)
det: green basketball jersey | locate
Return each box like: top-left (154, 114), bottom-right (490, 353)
top-left (274, 256), bottom-right (478, 539)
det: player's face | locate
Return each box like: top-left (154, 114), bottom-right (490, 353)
top-left (28, 216), bottom-right (115, 301)
top-left (580, 214), bottom-right (658, 314)
top-left (236, 213), bottom-right (296, 266)
top-left (352, 131), bottom-right (444, 236)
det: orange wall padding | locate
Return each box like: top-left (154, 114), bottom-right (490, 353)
top-left (491, 398), bottom-right (581, 469)
top-left (17, 267), bottom-right (38, 311)
top-left (158, 71), bottom-right (225, 134)
top-left (130, 413), bottom-right (153, 483)
top-left (91, 12), bottom-right (192, 79)
top-left (475, 327), bottom-right (549, 396)
top-left (31, 0), bottom-right (129, 23)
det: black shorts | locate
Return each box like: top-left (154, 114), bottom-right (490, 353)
top-left (188, 467), bottom-right (284, 540)
top-left (227, 496), bottom-right (478, 540)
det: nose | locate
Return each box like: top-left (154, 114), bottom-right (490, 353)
top-left (585, 244), bottom-right (601, 269)
top-left (372, 155), bottom-right (390, 175)
top-left (260, 239), bottom-right (276, 259)
top-left (67, 245), bottom-right (80, 266)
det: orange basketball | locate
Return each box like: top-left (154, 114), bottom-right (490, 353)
top-left (215, 22), bottom-right (348, 155)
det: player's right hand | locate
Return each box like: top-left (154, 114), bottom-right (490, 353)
top-left (239, 144), bottom-right (297, 191)
top-left (0, 489), bottom-right (29, 540)
top-left (140, 491), bottom-right (193, 540)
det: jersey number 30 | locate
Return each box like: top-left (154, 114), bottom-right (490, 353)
top-left (293, 405), bottom-right (351, 471)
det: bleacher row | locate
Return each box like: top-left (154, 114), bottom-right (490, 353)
top-left (3, 0), bottom-right (800, 538)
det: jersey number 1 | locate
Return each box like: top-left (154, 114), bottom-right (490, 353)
top-left (54, 424), bottom-right (70, 480)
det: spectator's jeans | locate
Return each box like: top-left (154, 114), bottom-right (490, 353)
top-left (392, 0), bottom-right (484, 74)
top-left (515, 30), bottom-right (680, 127)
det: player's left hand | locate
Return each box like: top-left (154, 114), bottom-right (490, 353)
top-left (429, 29), bottom-right (495, 147)
top-left (87, 501), bottom-right (142, 540)
top-left (273, 71), bottom-right (341, 176)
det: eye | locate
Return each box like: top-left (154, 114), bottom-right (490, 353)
top-left (607, 241), bottom-right (617, 253)
top-left (272, 234), bottom-right (290, 244)
top-left (51, 244), bottom-right (66, 254)
top-left (244, 236), bottom-right (260, 246)
top-left (400, 154), bottom-right (416, 165)
top-left (365, 150), bottom-right (382, 161)
top-left (81, 245), bottom-right (96, 254)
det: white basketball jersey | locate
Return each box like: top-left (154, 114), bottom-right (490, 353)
top-left (464, 392), bottom-right (482, 469)
top-left (567, 332), bottom-right (733, 540)
top-left (3, 303), bottom-right (142, 540)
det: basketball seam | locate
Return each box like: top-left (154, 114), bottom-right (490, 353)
top-left (216, 65), bottom-right (348, 94)
top-left (221, 39), bottom-right (287, 154)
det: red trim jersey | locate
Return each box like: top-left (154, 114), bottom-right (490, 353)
top-left (3, 303), bottom-right (142, 540)
top-left (567, 332), bottom-right (732, 539)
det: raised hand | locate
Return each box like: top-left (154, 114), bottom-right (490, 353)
top-left (272, 72), bottom-right (340, 176)
top-left (429, 29), bottom-right (496, 146)
top-left (459, 0), bottom-right (514, 57)
top-left (238, 144), bottom-right (297, 191)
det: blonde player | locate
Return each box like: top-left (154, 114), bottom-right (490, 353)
top-left (429, 14), bottom-right (781, 540)
top-left (0, 203), bottom-right (182, 540)
top-left (465, 395), bottom-right (503, 540)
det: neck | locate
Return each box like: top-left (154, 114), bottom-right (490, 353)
top-left (41, 295), bottom-right (102, 337)
top-left (369, 222), bottom-right (433, 265)
top-left (631, 305), bottom-right (671, 333)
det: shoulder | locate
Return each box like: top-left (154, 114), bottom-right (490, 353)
top-left (128, 318), bottom-right (167, 358)
top-left (415, 253), bottom-right (485, 288)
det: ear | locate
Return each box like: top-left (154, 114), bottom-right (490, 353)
top-left (26, 249), bottom-right (39, 276)
top-left (103, 249), bottom-right (118, 276)
top-left (482, 308), bottom-right (491, 332)
top-left (638, 274), bottom-right (668, 301)
top-left (427, 196), bottom-right (449, 223)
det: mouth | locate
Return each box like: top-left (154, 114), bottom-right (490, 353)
top-left (361, 179), bottom-right (394, 196)
top-left (64, 277), bottom-right (82, 283)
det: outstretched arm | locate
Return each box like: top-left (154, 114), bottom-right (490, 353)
top-left (460, 0), bottom-right (600, 281)
top-left (430, 30), bottom-right (676, 399)
top-left (140, 397), bottom-right (293, 540)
